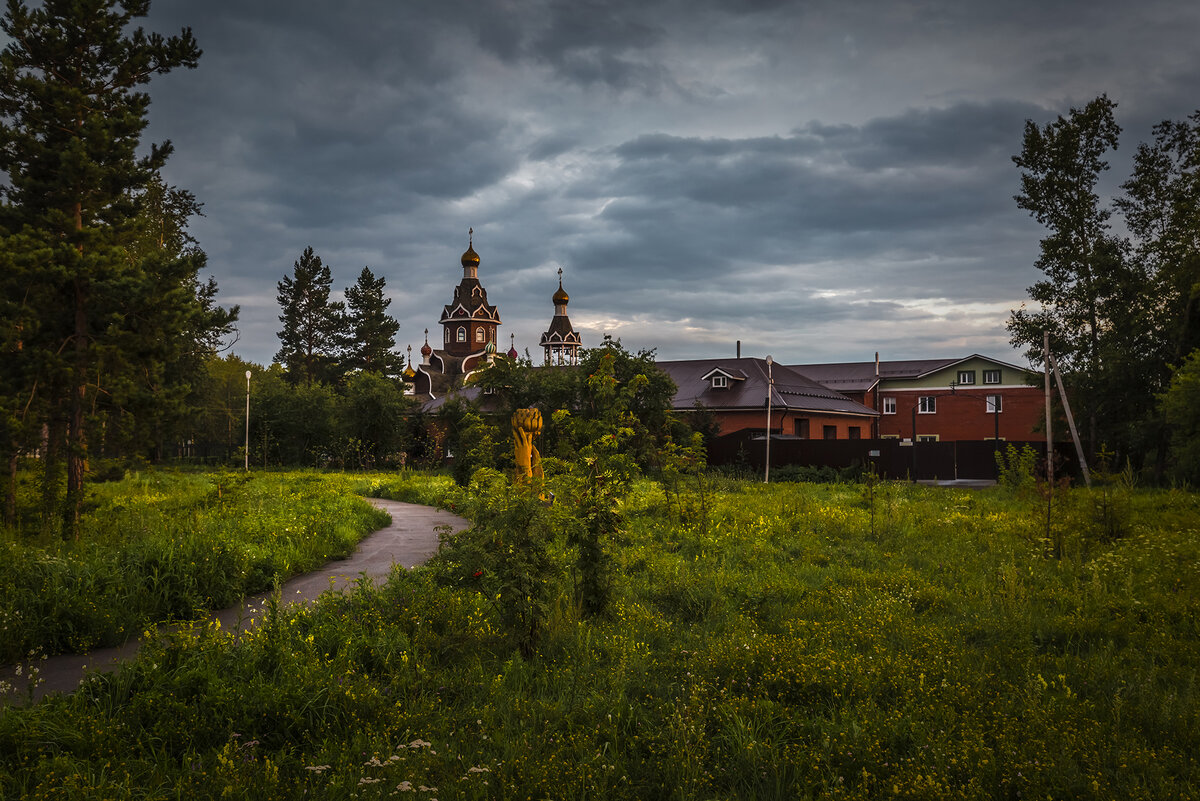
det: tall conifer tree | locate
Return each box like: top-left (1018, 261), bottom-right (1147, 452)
top-left (0, 0), bottom-right (220, 537)
top-left (276, 246), bottom-right (346, 385)
top-left (344, 266), bottom-right (404, 377)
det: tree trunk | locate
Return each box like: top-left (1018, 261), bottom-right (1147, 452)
top-left (4, 443), bottom-right (17, 529)
top-left (41, 418), bottom-right (62, 536)
top-left (63, 277), bottom-right (87, 541)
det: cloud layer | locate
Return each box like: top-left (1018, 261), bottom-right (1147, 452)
top-left (133, 0), bottom-right (1200, 366)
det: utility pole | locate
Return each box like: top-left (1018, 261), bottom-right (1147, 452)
top-left (764, 355), bottom-right (774, 483)
top-left (245, 370), bottom-right (252, 472)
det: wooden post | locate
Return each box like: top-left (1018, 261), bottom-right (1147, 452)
top-left (1049, 351), bottom-right (1091, 487)
top-left (1043, 331), bottom-right (1056, 556)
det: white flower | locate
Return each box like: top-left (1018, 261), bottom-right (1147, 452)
top-left (396, 781), bottom-right (414, 792)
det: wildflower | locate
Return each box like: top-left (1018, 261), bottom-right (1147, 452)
top-left (397, 781), bottom-right (414, 791)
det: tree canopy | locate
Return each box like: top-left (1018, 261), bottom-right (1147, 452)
top-left (0, 0), bottom-right (235, 536)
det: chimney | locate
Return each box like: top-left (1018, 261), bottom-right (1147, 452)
top-left (736, 340), bottom-right (741, 358)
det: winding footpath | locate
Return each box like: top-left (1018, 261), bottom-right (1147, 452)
top-left (1, 499), bottom-right (468, 705)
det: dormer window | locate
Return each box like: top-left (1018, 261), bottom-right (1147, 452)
top-left (711, 375), bottom-right (728, 389)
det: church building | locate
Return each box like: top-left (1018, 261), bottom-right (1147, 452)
top-left (407, 231), bottom-right (581, 401)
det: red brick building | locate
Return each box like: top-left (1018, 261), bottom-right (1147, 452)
top-left (790, 355), bottom-right (1045, 443)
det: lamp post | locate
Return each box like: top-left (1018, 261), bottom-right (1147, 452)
top-left (764, 355), bottom-right (774, 483)
top-left (244, 370), bottom-right (251, 472)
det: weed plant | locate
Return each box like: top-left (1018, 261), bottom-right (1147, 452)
top-left (1, 473), bottom-right (1198, 799)
top-left (0, 471), bottom-right (388, 663)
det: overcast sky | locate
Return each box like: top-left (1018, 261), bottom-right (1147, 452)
top-left (132, 0), bottom-right (1200, 368)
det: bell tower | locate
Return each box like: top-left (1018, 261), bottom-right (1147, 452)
top-left (540, 268), bottom-right (582, 365)
top-left (439, 228), bottom-right (500, 357)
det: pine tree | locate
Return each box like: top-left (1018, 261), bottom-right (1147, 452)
top-left (275, 246), bottom-right (347, 385)
top-left (344, 266), bottom-right (404, 377)
top-left (0, 0), bottom-right (217, 537)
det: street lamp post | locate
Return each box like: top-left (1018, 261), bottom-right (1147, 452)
top-left (244, 370), bottom-right (251, 472)
top-left (764, 355), bottom-right (774, 483)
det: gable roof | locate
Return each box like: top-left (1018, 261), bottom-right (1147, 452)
top-left (657, 358), bottom-right (878, 417)
top-left (788, 354), bottom-right (1031, 393)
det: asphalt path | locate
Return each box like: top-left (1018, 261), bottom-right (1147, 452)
top-left (0, 499), bottom-right (468, 705)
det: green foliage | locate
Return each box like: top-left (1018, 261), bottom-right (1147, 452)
top-left (1161, 347), bottom-right (1200, 484)
top-left (770, 463), bottom-right (862, 484)
top-left (1088, 447), bottom-right (1133, 541)
top-left (995, 442), bottom-right (1040, 494)
top-left (0, 0), bottom-right (233, 535)
top-left (0, 470), bottom-right (387, 663)
top-left (3, 474), bottom-right (1199, 799)
top-left (434, 469), bottom-right (563, 657)
top-left (343, 266), bottom-right (404, 378)
top-left (275, 246), bottom-right (347, 386)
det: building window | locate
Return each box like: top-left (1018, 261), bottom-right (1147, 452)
top-left (986, 394), bottom-right (1003, 413)
top-left (848, 426), bottom-right (861, 439)
top-left (823, 426), bottom-right (837, 440)
top-left (957, 370), bottom-right (976, 385)
top-left (882, 397), bottom-right (896, 415)
top-left (880, 434), bottom-right (900, 440)
top-left (444, 327), bottom-right (449, 342)
top-left (457, 326), bottom-right (466, 342)
top-left (916, 434), bottom-right (939, 443)
top-left (919, 396), bottom-right (936, 414)
top-left (476, 328), bottom-right (485, 343)
top-left (984, 369), bottom-right (1001, 384)
top-left (795, 419), bottom-right (809, 438)
top-left (711, 375), bottom-right (728, 389)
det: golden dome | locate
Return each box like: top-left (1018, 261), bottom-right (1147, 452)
top-left (403, 364), bottom-right (416, 379)
top-left (461, 227), bottom-right (480, 268)
top-left (552, 268), bottom-right (569, 305)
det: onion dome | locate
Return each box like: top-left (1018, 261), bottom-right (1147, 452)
top-left (403, 364), bottom-right (416, 379)
top-left (552, 268), bottom-right (569, 305)
top-left (461, 227), bottom-right (479, 268)
top-left (484, 340), bottom-right (497, 355)
top-left (420, 341), bottom-right (432, 357)
top-left (507, 334), bottom-right (519, 360)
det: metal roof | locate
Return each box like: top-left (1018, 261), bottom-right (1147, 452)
top-left (657, 358), bottom-right (878, 417)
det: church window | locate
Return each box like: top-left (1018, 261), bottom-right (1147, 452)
top-left (457, 326), bottom-right (466, 343)
top-left (476, 328), bottom-right (485, 343)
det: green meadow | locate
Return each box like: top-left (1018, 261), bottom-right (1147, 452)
top-left (1, 469), bottom-right (1198, 799)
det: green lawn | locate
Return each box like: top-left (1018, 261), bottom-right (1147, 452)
top-left (1, 470), bottom-right (1197, 799)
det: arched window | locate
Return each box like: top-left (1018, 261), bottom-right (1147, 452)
top-left (475, 328), bottom-right (485, 343)
top-left (443, 327), bottom-right (449, 342)
top-left (457, 326), bottom-right (466, 342)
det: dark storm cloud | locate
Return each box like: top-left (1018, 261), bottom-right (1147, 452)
top-left (122, 0), bottom-right (1200, 365)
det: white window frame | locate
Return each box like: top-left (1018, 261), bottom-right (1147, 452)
top-left (918, 396), bottom-right (936, 414)
top-left (983, 369), bottom-right (1001, 385)
top-left (457, 326), bottom-right (467, 343)
top-left (475, 328), bottom-right (485, 343)
top-left (711, 375), bottom-right (728, 389)
top-left (986, 394), bottom-right (1003, 413)
top-left (957, 370), bottom-right (976, 385)
top-left (882, 397), bottom-right (896, 415)
top-left (916, 434), bottom-right (940, 443)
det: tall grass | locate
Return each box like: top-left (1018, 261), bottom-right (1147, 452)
top-left (1, 473), bottom-right (1197, 799)
top-left (0, 470), bottom-right (388, 663)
